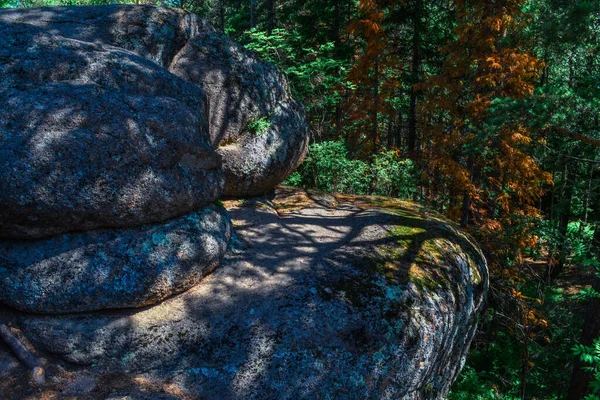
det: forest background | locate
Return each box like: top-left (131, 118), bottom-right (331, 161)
top-left (2, 0), bottom-right (600, 398)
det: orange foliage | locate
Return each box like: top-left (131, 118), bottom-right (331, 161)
top-left (343, 0), bottom-right (402, 155)
top-left (419, 0), bottom-right (553, 345)
top-left (418, 0), bottom-right (550, 254)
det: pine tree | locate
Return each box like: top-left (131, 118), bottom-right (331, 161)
top-left (419, 0), bottom-right (549, 242)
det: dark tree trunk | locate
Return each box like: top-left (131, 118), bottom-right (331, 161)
top-left (250, 0), bottom-right (256, 29)
top-left (461, 155), bottom-right (474, 227)
top-left (266, 0), bottom-right (275, 34)
top-left (568, 228), bottom-right (600, 399)
top-left (372, 49), bottom-right (380, 152)
top-left (407, 0), bottom-right (422, 155)
top-left (547, 159), bottom-right (573, 281)
top-left (333, 0), bottom-right (341, 50)
top-left (461, 191), bottom-right (470, 227)
top-left (335, 102), bottom-right (342, 139)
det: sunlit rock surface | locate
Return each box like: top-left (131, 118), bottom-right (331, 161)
top-left (0, 204), bottom-right (232, 314)
top-left (0, 5), bottom-right (309, 198)
top-left (0, 20), bottom-right (222, 239)
top-left (0, 5), bottom-right (211, 66)
top-left (1, 188), bottom-right (488, 399)
top-left (170, 32), bottom-right (309, 197)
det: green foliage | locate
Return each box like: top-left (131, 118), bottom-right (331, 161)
top-left (297, 140), bottom-right (371, 194)
top-left (448, 366), bottom-right (503, 399)
top-left (573, 338), bottom-right (600, 400)
top-left (286, 141), bottom-right (417, 198)
top-left (282, 171), bottom-right (302, 187)
top-left (242, 28), bottom-right (349, 115)
top-left (246, 115), bottom-right (271, 136)
top-left (450, 277), bottom-right (585, 400)
top-left (370, 151), bottom-right (416, 198)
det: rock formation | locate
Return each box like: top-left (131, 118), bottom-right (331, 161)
top-left (0, 6), bottom-right (487, 399)
top-left (169, 31), bottom-right (309, 196)
top-left (0, 204), bottom-right (232, 313)
top-left (0, 188), bottom-right (488, 399)
top-left (0, 22), bottom-right (221, 239)
top-left (0, 5), bottom-right (309, 197)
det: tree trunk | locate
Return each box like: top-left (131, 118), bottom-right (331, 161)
top-left (407, 0), bottom-right (422, 155)
top-left (250, 0), bottom-right (256, 29)
top-left (335, 102), bottom-right (342, 139)
top-left (568, 228), bottom-right (600, 399)
top-left (266, 0), bottom-right (275, 34)
top-left (461, 191), bottom-right (470, 227)
top-left (460, 155), bottom-right (474, 227)
top-left (547, 159), bottom-right (573, 281)
top-left (372, 49), bottom-right (380, 152)
top-left (333, 0), bottom-right (342, 51)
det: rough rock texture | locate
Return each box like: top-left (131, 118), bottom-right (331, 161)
top-left (1, 189), bottom-right (488, 399)
top-left (170, 32), bottom-right (309, 196)
top-left (0, 5), bottom-right (211, 67)
top-left (0, 21), bottom-right (223, 239)
top-left (0, 204), bottom-right (232, 313)
top-left (0, 5), bottom-right (309, 198)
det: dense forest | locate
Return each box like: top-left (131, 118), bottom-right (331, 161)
top-left (2, 0), bottom-right (599, 398)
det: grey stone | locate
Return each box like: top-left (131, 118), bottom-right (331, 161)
top-left (0, 4), bottom-right (212, 67)
top-left (8, 191), bottom-right (488, 399)
top-left (62, 375), bottom-right (97, 396)
top-left (0, 5), bottom-right (310, 199)
top-left (0, 22), bottom-right (223, 239)
top-left (170, 32), bottom-right (309, 197)
top-left (0, 351), bottom-right (20, 379)
top-left (0, 204), bottom-right (232, 313)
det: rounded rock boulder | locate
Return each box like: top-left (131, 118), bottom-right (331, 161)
top-left (0, 23), bottom-right (223, 239)
top-left (170, 31), bottom-right (309, 197)
top-left (0, 6), bottom-right (310, 199)
top-left (0, 203), bottom-right (232, 314)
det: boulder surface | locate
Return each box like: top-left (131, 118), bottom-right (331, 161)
top-left (0, 21), bottom-right (222, 239)
top-left (170, 32), bottom-right (309, 196)
top-left (0, 4), bottom-right (211, 66)
top-left (0, 203), bottom-right (232, 313)
top-left (1, 188), bottom-right (488, 399)
top-left (0, 5), bottom-right (309, 198)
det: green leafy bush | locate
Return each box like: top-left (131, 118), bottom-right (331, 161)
top-left (573, 339), bottom-right (600, 400)
top-left (247, 115), bottom-right (271, 136)
top-left (371, 150), bottom-right (416, 198)
top-left (298, 140), bottom-right (370, 194)
top-left (284, 140), bottom-right (416, 198)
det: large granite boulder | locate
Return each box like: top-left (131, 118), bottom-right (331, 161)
top-left (0, 4), bottom-right (212, 67)
top-left (0, 203), bottom-right (232, 314)
top-left (170, 32), bottom-right (309, 196)
top-left (2, 189), bottom-right (488, 399)
top-left (0, 5), bottom-right (309, 198)
top-left (0, 22), bottom-right (222, 239)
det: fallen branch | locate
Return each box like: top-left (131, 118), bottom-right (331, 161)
top-left (0, 324), bottom-right (45, 386)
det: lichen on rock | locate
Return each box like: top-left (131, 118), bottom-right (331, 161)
top-left (4, 188), bottom-right (488, 399)
top-left (0, 203), bottom-right (232, 313)
top-left (0, 5), bottom-right (310, 199)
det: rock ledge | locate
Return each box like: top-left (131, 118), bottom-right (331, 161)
top-left (0, 188), bottom-right (488, 400)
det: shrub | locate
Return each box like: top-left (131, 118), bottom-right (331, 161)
top-left (284, 140), bottom-right (417, 199)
